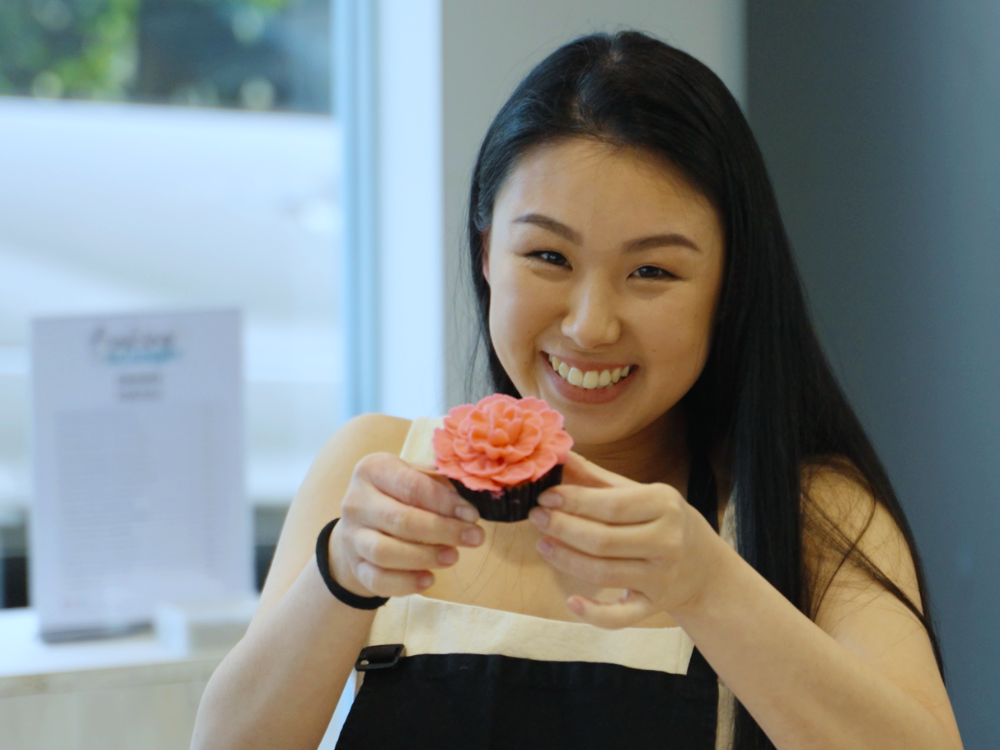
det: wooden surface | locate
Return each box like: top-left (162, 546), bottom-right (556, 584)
top-left (0, 658), bottom-right (222, 750)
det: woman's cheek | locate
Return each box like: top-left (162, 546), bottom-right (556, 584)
top-left (488, 280), bottom-right (527, 358)
top-left (490, 275), bottom-right (551, 388)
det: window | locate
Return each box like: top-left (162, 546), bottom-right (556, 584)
top-left (0, 0), bottom-right (338, 604)
top-left (0, 0), bottom-right (330, 112)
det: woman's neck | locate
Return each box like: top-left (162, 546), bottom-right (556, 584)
top-left (573, 409), bottom-right (690, 492)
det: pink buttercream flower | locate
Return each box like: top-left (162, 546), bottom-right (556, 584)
top-left (433, 394), bottom-right (573, 493)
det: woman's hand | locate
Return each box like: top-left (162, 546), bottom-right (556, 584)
top-left (328, 453), bottom-right (484, 598)
top-left (528, 452), bottom-right (724, 629)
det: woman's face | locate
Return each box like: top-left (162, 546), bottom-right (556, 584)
top-left (484, 138), bottom-right (725, 448)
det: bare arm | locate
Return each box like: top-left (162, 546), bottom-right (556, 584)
top-left (190, 414), bottom-right (482, 750)
top-left (531, 456), bottom-right (964, 750)
top-left (672, 514), bottom-right (962, 749)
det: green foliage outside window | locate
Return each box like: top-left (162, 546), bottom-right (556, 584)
top-left (0, 0), bottom-right (299, 105)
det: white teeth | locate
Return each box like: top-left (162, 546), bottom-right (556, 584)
top-left (548, 356), bottom-right (634, 390)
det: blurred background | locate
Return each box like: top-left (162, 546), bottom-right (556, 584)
top-left (0, 0), bottom-right (338, 598)
top-left (0, 1), bottom-right (996, 748)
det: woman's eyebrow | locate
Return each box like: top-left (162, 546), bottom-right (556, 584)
top-left (513, 212), bottom-right (701, 253)
top-left (626, 233), bottom-right (701, 253)
top-left (514, 213), bottom-right (582, 243)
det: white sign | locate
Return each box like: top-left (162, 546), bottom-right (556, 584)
top-left (31, 310), bottom-right (251, 640)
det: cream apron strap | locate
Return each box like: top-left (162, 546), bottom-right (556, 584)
top-left (399, 416), bottom-right (444, 465)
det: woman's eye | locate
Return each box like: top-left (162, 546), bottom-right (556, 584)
top-left (528, 250), bottom-right (569, 267)
top-left (632, 265), bottom-right (676, 279)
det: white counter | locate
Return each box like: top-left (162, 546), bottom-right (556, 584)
top-left (0, 607), bottom-right (352, 750)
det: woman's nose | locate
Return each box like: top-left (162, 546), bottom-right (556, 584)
top-left (560, 283), bottom-right (621, 349)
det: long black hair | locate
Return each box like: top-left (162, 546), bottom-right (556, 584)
top-left (466, 30), bottom-right (943, 750)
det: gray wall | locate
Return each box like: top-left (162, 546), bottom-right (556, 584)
top-left (749, 3), bottom-right (1000, 746)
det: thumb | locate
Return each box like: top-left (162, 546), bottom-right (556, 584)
top-left (560, 451), bottom-right (637, 489)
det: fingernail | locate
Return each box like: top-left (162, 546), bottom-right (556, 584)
top-left (536, 538), bottom-right (553, 557)
top-left (438, 548), bottom-right (458, 565)
top-left (538, 492), bottom-right (562, 508)
top-left (417, 573), bottom-right (434, 589)
top-left (528, 508), bottom-right (549, 529)
top-left (461, 527), bottom-right (484, 546)
top-left (455, 505), bottom-right (478, 523)
top-left (567, 597), bottom-right (584, 616)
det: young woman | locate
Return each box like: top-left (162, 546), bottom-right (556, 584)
top-left (192, 31), bottom-right (964, 750)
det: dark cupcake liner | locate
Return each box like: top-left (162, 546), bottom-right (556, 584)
top-left (450, 465), bottom-right (563, 522)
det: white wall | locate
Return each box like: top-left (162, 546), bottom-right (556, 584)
top-left (376, 0), bottom-right (444, 420)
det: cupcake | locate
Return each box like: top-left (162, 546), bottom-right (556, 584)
top-left (433, 394), bottom-right (573, 522)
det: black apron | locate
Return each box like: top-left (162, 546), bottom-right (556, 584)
top-left (337, 450), bottom-right (722, 750)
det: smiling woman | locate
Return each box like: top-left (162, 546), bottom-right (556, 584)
top-left (484, 139), bottom-right (722, 452)
top-left (191, 29), bottom-right (965, 750)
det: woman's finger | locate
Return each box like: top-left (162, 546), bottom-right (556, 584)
top-left (538, 483), bottom-right (666, 525)
top-left (559, 451), bottom-right (638, 488)
top-left (355, 452), bottom-right (480, 522)
top-left (350, 486), bottom-right (484, 549)
top-left (566, 590), bottom-right (652, 630)
top-left (529, 507), bottom-right (657, 558)
top-left (352, 526), bottom-right (458, 571)
top-left (536, 535), bottom-right (648, 589)
top-left (352, 560), bottom-right (435, 598)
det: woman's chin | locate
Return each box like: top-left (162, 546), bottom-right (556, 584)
top-left (561, 418), bottom-right (634, 449)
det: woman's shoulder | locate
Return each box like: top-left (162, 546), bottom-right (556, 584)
top-left (800, 457), bottom-right (879, 534)
top-left (311, 413), bottom-right (414, 471)
top-left (799, 457), bottom-right (924, 620)
top-left (293, 414), bottom-right (414, 502)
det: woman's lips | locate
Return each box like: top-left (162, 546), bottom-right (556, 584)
top-left (540, 351), bottom-right (638, 404)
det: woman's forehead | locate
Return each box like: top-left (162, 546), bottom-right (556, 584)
top-left (492, 138), bottom-right (722, 250)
